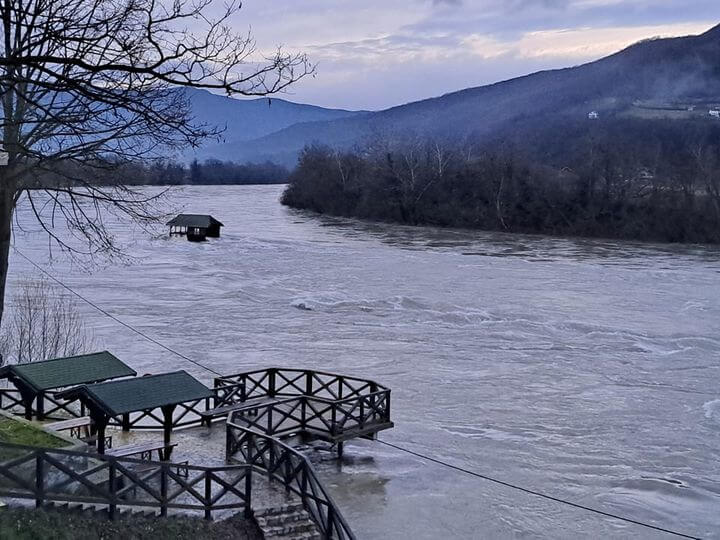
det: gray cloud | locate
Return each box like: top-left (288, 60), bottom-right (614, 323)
top-left (235, 0), bottom-right (720, 109)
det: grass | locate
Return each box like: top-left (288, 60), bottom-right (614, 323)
top-left (0, 417), bottom-right (70, 461)
top-left (0, 507), bottom-right (262, 540)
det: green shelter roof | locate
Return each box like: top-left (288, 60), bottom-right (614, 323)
top-left (58, 371), bottom-right (212, 416)
top-left (0, 351), bottom-right (136, 392)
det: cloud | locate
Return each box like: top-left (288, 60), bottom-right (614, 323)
top-left (232, 0), bottom-right (720, 109)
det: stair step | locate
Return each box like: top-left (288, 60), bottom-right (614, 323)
top-left (265, 534), bottom-right (321, 540)
top-left (256, 512), bottom-right (309, 527)
top-left (261, 520), bottom-right (317, 536)
top-left (255, 502), bottom-right (305, 517)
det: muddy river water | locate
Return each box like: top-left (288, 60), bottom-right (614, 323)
top-left (9, 184), bottom-right (720, 538)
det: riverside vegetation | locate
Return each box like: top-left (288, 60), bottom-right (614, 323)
top-left (281, 117), bottom-right (720, 244)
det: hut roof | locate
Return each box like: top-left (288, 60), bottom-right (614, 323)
top-left (57, 370), bottom-right (213, 416)
top-left (0, 351), bottom-right (136, 391)
top-left (166, 214), bottom-right (224, 228)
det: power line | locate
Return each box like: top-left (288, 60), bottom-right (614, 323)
top-left (12, 247), bottom-right (223, 377)
top-left (378, 440), bottom-right (701, 540)
top-left (9, 247), bottom-right (705, 539)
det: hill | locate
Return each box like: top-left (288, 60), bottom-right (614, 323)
top-left (183, 88), bottom-right (367, 162)
top-left (217, 24), bottom-right (720, 166)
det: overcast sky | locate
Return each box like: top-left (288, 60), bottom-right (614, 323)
top-left (231, 1), bottom-right (720, 111)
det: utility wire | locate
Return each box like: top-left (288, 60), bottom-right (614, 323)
top-left (10, 247), bottom-right (704, 540)
top-left (12, 247), bottom-right (223, 377)
top-left (378, 440), bottom-right (701, 539)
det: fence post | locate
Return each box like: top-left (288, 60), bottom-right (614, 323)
top-left (160, 463), bottom-right (168, 517)
top-left (326, 505), bottom-right (335, 540)
top-left (301, 397), bottom-right (307, 429)
top-left (331, 405), bottom-right (337, 435)
top-left (360, 398), bottom-right (365, 429)
top-left (108, 461), bottom-right (116, 520)
top-left (284, 453), bottom-right (292, 491)
top-left (35, 452), bottom-right (44, 508)
top-left (204, 472), bottom-right (212, 520)
top-left (269, 369), bottom-right (276, 397)
top-left (244, 466), bottom-right (253, 518)
top-left (226, 426), bottom-right (233, 458)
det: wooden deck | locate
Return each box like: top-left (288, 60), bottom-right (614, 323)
top-left (218, 368), bottom-right (394, 459)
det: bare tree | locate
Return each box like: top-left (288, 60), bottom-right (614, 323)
top-left (1, 277), bottom-right (94, 364)
top-left (0, 0), bottom-right (312, 326)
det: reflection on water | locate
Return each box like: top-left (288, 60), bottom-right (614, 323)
top-left (300, 209), bottom-right (720, 267)
top-left (8, 185), bottom-right (720, 539)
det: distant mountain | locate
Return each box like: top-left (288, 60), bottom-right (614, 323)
top-left (183, 88), bottom-right (367, 162)
top-left (205, 24), bottom-right (720, 166)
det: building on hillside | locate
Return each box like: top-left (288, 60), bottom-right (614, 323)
top-left (709, 109), bottom-right (720, 118)
top-left (588, 111), bottom-right (599, 120)
top-left (167, 214), bottom-right (224, 242)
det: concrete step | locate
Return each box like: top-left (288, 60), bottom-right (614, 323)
top-left (256, 510), bottom-right (309, 527)
top-left (261, 518), bottom-right (317, 537)
top-left (255, 502), bottom-right (321, 540)
top-left (266, 534), bottom-right (321, 540)
top-left (255, 502), bottom-right (305, 517)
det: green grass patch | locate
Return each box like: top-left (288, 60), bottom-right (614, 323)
top-left (0, 417), bottom-right (70, 461)
top-left (0, 507), bottom-right (262, 540)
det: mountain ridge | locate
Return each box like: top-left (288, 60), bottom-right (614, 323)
top-left (191, 23), bottom-right (720, 166)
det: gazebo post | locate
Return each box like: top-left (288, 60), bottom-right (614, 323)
top-left (36, 392), bottom-right (45, 420)
top-left (90, 412), bottom-right (110, 454)
top-left (161, 404), bottom-right (177, 459)
top-left (13, 379), bottom-right (37, 420)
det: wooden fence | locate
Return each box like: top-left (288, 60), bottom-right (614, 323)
top-left (226, 422), bottom-right (355, 540)
top-left (227, 391), bottom-right (392, 441)
top-left (0, 442), bottom-right (251, 520)
top-left (216, 367), bottom-right (388, 403)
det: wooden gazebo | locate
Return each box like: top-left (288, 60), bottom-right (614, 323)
top-left (0, 351), bottom-right (136, 420)
top-left (57, 371), bottom-right (213, 456)
top-left (166, 214), bottom-right (223, 242)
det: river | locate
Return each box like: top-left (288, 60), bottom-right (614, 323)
top-left (8, 184), bottom-right (720, 539)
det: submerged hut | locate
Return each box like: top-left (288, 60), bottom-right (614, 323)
top-left (166, 214), bottom-right (224, 242)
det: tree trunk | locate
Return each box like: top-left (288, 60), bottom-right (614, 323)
top-left (0, 188), bottom-right (16, 330)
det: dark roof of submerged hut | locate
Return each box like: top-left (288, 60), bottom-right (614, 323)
top-left (166, 214), bottom-right (224, 228)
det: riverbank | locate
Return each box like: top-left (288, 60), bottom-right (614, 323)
top-left (280, 143), bottom-right (720, 245)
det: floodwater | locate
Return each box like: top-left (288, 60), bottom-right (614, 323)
top-left (9, 185), bottom-right (720, 539)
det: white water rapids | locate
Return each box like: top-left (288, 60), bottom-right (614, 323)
top-left (8, 185), bottom-right (720, 538)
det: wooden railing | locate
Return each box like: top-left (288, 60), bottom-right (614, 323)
top-left (226, 422), bottom-right (355, 540)
top-left (216, 367), bottom-right (387, 403)
top-left (0, 387), bottom-right (24, 413)
top-left (0, 388), bottom-right (85, 421)
top-left (0, 442), bottom-right (252, 520)
top-left (227, 390), bottom-right (391, 440)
